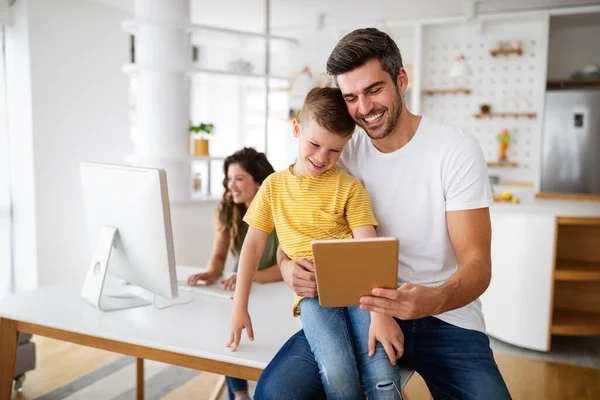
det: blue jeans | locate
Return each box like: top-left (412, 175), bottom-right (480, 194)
top-left (298, 298), bottom-right (402, 400)
top-left (255, 316), bottom-right (512, 400)
top-left (226, 376), bottom-right (248, 400)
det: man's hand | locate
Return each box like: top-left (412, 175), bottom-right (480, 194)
top-left (360, 283), bottom-right (446, 320)
top-left (369, 313), bottom-right (404, 365)
top-left (280, 258), bottom-right (318, 298)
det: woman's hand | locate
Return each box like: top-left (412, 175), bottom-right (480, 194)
top-left (227, 306), bottom-right (254, 352)
top-left (221, 274), bottom-right (237, 291)
top-left (369, 313), bottom-right (404, 365)
top-left (187, 270), bottom-right (220, 286)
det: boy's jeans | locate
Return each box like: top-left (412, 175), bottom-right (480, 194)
top-left (299, 297), bottom-right (402, 400)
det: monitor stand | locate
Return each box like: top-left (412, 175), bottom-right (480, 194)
top-left (81, 226), bottom-right (151, 311)
top-left (152, 293), bottom-right (194, 310)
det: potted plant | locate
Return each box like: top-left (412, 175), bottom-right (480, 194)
top-left (190, 122), bottom-right (215, 156)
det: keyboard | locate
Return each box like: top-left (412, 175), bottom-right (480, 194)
top-left (177, 281), bottom-right (234, 300)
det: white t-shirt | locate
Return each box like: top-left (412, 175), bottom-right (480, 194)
top-left (339, 116), bottom-right (493, 332)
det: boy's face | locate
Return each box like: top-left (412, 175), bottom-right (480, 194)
top-left (292, 118), bottom-right (351, 177)
top-left (337, 58), bottom-right (406, 140)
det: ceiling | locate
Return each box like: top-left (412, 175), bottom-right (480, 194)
top-left (90, 0), bottom-right (600, 36)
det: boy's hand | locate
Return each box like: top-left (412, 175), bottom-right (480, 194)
top-left (227, 307), bottom-right (254, 352)
top-left (221, 274), bottom-right (237, 291)
top-left (369, 313), bottom-right (404, 365)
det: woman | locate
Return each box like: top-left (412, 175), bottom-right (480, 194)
top-left (187, 147), bottom-right (280, 400)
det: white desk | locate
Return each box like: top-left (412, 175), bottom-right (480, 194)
top-left (0, 267), bottom-right (412, 399)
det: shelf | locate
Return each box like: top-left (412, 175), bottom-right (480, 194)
top-left (536, 192), bottom-right (600, 203)
top-left (191, 67), bottom-right (293, 82)
top-left (547, 79), bottom-right (600, 89)
top-left (487, 161), bottom-right (518, 168)
top-left (190, 193), bottom-right (222, 202)
top-left (490, 48), bottom-right (523, 57)
top-left (171, 194), bottom-right (222, 205)
top-left (122, 64), bottom-right (293, 82)
top-left (555, 260), bottom-right (600, 282)
top-left (122, 19), bottom-right (299, 44)
top-left (474, 112), bottom-right (537, 119)
top-left (551, 309), bottom-right (600, 335)
top-left (556, 217), bottom-right (600, 227)
top-left (499, 181), bottom-right (534, 188)
top-left (189, 156), bottom-right (226, 161)
top-left (422, 88), bottom-right (471, 95)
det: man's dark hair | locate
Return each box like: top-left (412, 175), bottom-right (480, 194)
top-left (326, 28), bottom-right (403, 85)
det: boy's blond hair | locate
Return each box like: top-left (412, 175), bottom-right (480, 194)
top-left (298, 87), bottom-right (355, 137)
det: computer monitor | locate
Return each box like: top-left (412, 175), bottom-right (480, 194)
top-left (80, 162), bottom-right (178, 311)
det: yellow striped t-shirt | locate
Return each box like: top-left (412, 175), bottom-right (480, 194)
top-left (243, 164), bottom-right (378, 315)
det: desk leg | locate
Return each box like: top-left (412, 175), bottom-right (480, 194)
top-left (0, 318), bottom-right (18, 400)
top-left (136, 358), bottom-right (144, 400)
top-left (209, 376), bottom-right (227, 400)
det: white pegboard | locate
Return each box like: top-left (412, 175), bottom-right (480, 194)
top-left (421, 19), bottom-right (549, 187)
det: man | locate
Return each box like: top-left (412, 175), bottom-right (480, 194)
top-left (254, 28), bottom-right (511, 400)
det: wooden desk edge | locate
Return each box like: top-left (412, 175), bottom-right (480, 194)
top-left (0, 317), bottom-right (263, 381)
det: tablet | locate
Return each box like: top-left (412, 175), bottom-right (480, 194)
top-left (311, 237), bottom-right (399, 307)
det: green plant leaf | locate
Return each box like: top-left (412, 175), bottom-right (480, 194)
top-left (189, 122), bottom-right (214, 135)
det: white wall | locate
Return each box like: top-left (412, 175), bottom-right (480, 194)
top-left (5, 0), bottom-right (38, 293)
top-left (5, 0), bottom-right (134, 287)
top-left (170, 202), bottom-right (220, 269)
top-left (26, 0), bottom-right (132, 285)
top-left (6, 0), bottom-right (218, 287)
top-left (289, 25), bottom-right (416, 88)
top-left (547, 16), bottom-right (600, 79)
top-left (421, 18), bottom-right (550, 188)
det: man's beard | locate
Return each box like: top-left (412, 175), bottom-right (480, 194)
top-left (361, 88), bottom-right (403, 140)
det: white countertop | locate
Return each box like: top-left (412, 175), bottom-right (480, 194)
top-left (490, 192), bottom-right (600, 217)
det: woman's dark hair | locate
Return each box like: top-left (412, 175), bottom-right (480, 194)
top-left (216, 147), bottom-right (275, 255)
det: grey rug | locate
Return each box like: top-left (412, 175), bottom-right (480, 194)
top-left (34, 357), bottom-right (202, 400)
top-left (34, 335), bottom-right (598, 399)
top-left (490, 335), bottom-right (600, 370)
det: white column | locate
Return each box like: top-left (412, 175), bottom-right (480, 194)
top-left (131, 0), bottom-right (191, 202)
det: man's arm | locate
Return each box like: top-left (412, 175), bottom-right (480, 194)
top-left (435, 207), bottom-right (492, 313)
top-left (359, 207), bottom-right (491, 319)
top-left (277, 246), bottom-right (318, 298)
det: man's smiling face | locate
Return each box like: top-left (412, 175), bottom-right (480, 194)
top-left (337, 59), bottom-right (406, 140)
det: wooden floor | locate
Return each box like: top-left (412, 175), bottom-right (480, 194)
top-left (13, 336), bottom-right (600, 399)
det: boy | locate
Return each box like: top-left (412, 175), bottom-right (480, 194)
top-left (228, 87), bottom-right (403, 400)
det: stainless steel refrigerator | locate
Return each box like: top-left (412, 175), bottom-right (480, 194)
top-left (541, 88), bottom-right (600, 195)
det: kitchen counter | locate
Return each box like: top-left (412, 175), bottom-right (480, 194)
top-left (491, 192), bottom-right (600, 216)
top-left (482, 194), bottom-right (600, 351)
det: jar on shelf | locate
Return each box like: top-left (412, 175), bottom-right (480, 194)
top-left (193, 173), bottom-right (202, 192)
